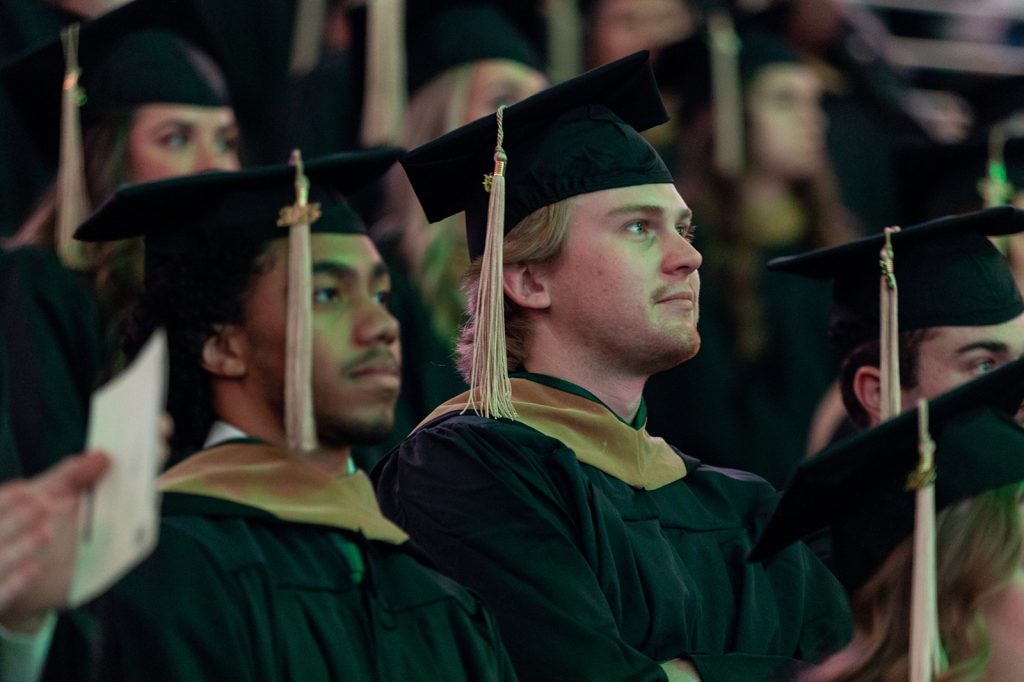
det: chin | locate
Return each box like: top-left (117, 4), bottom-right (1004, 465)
top-left (318, 410), bottom-right (396, 447)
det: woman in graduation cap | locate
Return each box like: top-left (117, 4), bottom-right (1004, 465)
top-left (642, 19), bottom-right (859, 488)
top-left (750, 360), bottom-right (1024, 681)
top-left (0, 0), bottom-right (241, 480)
top-left (357, 1), bottom-right (548, 465)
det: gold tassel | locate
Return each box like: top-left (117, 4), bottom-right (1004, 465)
top-left (708, 11), bottom-right (744, 178)
top-left (360, 0), bottom-right (406, 147)
top-left (277, 149), bottom-right (320, 452)
top-left (906, 399), bottom-right (947, 681)
top-left (288, 0), bottom-right (328, 77)
top-left (878, 226), bottom-right (901, 421)
top-left (465, 105), bottom-right (517, 420)
top-left (544, 0), bottom-right (582, 84)
top-left (57, 24), bottom-right (91, 270)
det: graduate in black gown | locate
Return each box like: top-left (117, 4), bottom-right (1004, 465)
top-left (751, 358), bottom-right (1024, 680)
top-left (374, 52), bottom-right (852, 681)
top-left (22, 151), bottom-right (516, 681)
top-left (0, 0), bottom-right (242, 481)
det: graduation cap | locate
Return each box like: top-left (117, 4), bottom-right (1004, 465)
top-left (767, 206), bottom-right (1024, 355)
top-left (76, 148), bottom-right (402, 452)
top-left (749, 355), bottom-right (1024, 594)
top-left (0, 0), bottom-right (231, 268)
top-left (654, 13), bottom-right (803, 175)
top-left (351, 0), bottom-right (550, 147)
top-left (401, 50), bottom-right (672, 419)
top-left (0, 0), bottom-right (230, 167)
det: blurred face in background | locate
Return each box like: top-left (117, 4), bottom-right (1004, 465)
top-left (588, 0), bottom-right (695, 67)
top-left (128, 104), bottom-right (241, 182)
top-left (463, 59), bottom-right (547, 124)
top-left (745, 63), bottom-right (826, 181)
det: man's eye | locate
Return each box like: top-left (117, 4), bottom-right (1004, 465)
top-left (625, 221), bottom-right (647, 235)
top-left (373, 290), bottom-right (391, 307)
top-left (313, 288), bottom-right (340, 304)
top-left (972, 358), bottom-right (997, 376)
top-left (677, 223), bottom-right (696, 242)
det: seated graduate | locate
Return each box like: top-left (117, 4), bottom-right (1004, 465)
top-left (768, 206), bottom-right (1024, 445)
top-left (0, 0), bottom-right (242, 482)
top-left (16, 150), bottom-right (516, 681)
top-left (750, 357), bottom-right (1024, 681)
top-left (373, 52), bottom-right (852, 681)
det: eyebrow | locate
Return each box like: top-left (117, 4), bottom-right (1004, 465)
top-left (607, 204), bottom-right (693, 223)
top-left (311, 261), bottom-right (390, 283)
top-left (956, 341), bottom-right (1010, 355)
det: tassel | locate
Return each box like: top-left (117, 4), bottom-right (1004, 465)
top-left (465, 105), bottom-right (517, 420)
top-left (360, 0), bottom-right (406, 147)
top-left (544, 0), bottom-right (582, 84)
top-left (708, 11), bottom-right (744, 179)
top-left (288, 0), bottom-right (328, 77)
top-left (906, 399), bottom-right (946, 681)
top-left (277, 149), bottom-right (320, 452)
top-left (57, 24), bottom-right (91, 270)
top-left (878, 226), bottom-right (901, 421)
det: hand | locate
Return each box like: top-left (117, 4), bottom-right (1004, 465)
top-left (661, 659), bottom-right (702, 682)
top-left (0, 451), bottom-right (110, 633)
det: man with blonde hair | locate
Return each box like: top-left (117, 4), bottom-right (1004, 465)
top-left (375, 52), bottom-right (851, 682)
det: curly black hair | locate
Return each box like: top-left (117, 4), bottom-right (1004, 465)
top-left (123, 237), bottom-right (274, 459)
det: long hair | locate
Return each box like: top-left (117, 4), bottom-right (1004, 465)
top-left (455, 197), bottom-right (576, 382)
top-left (6, 110), bottom-right (141, 373)
top-left (804, 482), bottom-right (1024, 682)
top-left (373, 64), bottom-right (474, 343)
top-left (677, 98), bottom-right (858, 364)
top-left (123, 238), bottom-right (275, 457)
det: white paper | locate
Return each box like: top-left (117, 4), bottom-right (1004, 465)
top-left (70, 330), bottom-right (168, 606)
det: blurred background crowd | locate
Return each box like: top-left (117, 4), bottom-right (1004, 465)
top-left (2, 0), bottom-right (1023, 488)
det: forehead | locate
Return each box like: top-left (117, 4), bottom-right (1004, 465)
top-left (926, 313), bottom-right (1024, 348)
top-left (572, 182), bottom-right (689, 216)
top-left (308, 233), bottom-right (385, 272)
top-left (131, 103), bottom-right (237, 127)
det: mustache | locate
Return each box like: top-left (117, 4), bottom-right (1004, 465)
top-left (342, 348), bottom-right (401, 375)
top-left (651, 283), bottom-right (696, 302)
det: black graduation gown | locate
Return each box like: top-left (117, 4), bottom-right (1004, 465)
top-left (644, 240), bottom-right (837, 490)
top-left (0, 247), bottom-right (103, 480)
top-left (375, 375), bottom-right (852, 682)
top-left (54, 490), bottom-right (516, 681)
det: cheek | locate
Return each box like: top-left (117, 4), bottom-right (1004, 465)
top-left (128, 144), bottom-right (191, 183)
top-left (984, 575), bottom-right (1024, 658)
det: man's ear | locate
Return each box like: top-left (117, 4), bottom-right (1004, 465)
top-left (852, 365), bottom-right (883, 426)
top-left (503, 262), bottom-right (551, 311)
top-left (201, 325), bottom-right (248, 378)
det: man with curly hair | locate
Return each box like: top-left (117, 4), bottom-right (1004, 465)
top-left (13, 151), bottom-right (515, 681)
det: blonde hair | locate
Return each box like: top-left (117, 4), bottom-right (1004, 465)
top-left (455, 197), bottom-right (576, 382)
top-left (373, 64), bottom-right (474, 342)
top-left (804, 483), bottom-right (1024, 682)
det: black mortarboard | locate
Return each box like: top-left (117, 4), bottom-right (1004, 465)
top-left (749, 356), bottom-right (1024, 593)
top-left (402, 50), bottom-right (672, 260)
top-left (655, 24), bottom-right (802, 124)
top-left (405, 1), bottom-right (544, 94)
top-left (401, 50), bottom-right (671, 420)
top-left (768, 206), bottom-right (1024, 353)
top-left (0, 0), bottom-right (230, 167)
top-left (79, 148), bottom-right (402, 452)
top-left (349, 0), bottom-right (548, 147)
top-left (75, 149), bottom-right (402, 278)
